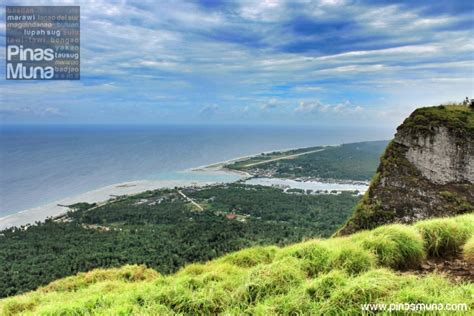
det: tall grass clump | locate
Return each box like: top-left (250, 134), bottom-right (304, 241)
top-left (415, 217), bottom-right (473, 256)
top-left (251, 288), bottom-right (313, 315)
top-left (329, 244), bottom-right (376, 275)
top-left (305, 270), bottom-right (348, 301)
top-left (40, 265), bottom-right (159, 293)
top-left (319, 269), bottom-right (400, 314)
top-left (362, 224), bottom-right (425, 269)
top-left (453, 213), bottom-right (474, 233)
top-left (241, 257), bottom-right (305, 303)
top-left (1, 296), bottom-right (39, 316)
top-left (463, 236), bottom-right (474, 264)
top-left (156, 263), bottom-right (246, 314)
top-left (219, 245), bottom-right (277, 268)
top-left (277, 240), bottom-right (331, 277)
top-left (394, 273), bottom-right (473, 306)
top-left (319, 269), bottom-right (474, 315)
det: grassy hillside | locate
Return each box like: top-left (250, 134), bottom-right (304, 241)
top-left (1, 214), bottom-right (472, 315)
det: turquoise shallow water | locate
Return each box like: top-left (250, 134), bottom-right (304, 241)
top-left (0, 124), bottom-right (393, 216)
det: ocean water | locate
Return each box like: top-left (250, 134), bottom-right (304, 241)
top-left (0, 124), bottom-right (393, 217)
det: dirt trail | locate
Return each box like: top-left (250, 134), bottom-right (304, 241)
top-left (412, 256), bottom-right (473, 283)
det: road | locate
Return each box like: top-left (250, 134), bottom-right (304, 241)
top-left (177, 190), bottom-right (204, 211)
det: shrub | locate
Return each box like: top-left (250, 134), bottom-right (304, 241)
top-left (362, 224), bottom-right (425, 269)
top-left (415, 218), bottom-right (472, 256)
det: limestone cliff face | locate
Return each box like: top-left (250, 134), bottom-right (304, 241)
top-left (399, 126), bottom-right (473, 185)
top-left (338, 105), bottom-right (474, 235)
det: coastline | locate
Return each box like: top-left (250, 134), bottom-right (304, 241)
top-left (0, 168), bottom-right (245, 230)
top-left (0, 143), bottom-right (358, 230)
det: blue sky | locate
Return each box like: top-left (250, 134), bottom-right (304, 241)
top-left (1, 0), bottom-right (473, 127)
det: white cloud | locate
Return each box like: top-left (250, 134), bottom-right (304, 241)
top-left (295, 100), bottom-right (364, 115)
top-left (261, 98), bottom-right (287, 111)
top-left (199, 104), bottom-right (219, 116)
top-left (1, 0), bottom-right (472, 125)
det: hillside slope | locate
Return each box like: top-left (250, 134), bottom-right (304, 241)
top-left (338, 105), bottom-right (473, 235)
top-left (1, 214), bottom-right (473, 315)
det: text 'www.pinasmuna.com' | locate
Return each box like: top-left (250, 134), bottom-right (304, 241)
top-left (361, 303), bottom-right (468, 312)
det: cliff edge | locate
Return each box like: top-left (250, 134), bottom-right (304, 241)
top-left (338, 104), bottom-right (474, 235)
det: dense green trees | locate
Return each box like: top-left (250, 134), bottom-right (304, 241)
top-left (0, 184), bottom-right (359, 297)
top-left (228, 141), bottom-right (388, 180)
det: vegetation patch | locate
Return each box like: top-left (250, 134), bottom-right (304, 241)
top-left (305, 270), bottom-right (348, 301)
top-left (226, 141), bottom-right (388, 181)
top-left (242, 257), bottom-right (305, 303)
top-left (1, 214), bottom-right (473, 315)
top-left (277, 240), bottom-right (331, 277)
top-left (398, 104), bottom-right (474, 141)
top-left (329, 244), bottom-right (376, 275)
top-left (463, 236), bottom-right (474, 264)
top-left (362, 224), bottom-right (425, 269)
top-left (415, 217), bottom-right (473, 257)
top-left (219, 246), bottom-right (277, 268)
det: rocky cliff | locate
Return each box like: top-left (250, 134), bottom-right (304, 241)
top-left (338, 104), bottom-right (474, 235)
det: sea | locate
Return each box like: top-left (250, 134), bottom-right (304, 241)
top-left (0, 124), bottom-right (394, 218)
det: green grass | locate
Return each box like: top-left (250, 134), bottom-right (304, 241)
top-left (361, 224), bottom-right (425, 269)
top-left (218, 246), bottom-right (278, 268)
top-left (1, 214), bottom-right (473, 315)
top-left (415, 215), bottom-right (473, 256)
top-left (277, 240), bottom-right (331, 277)
top-left (399, 104), bottom-right (474, 141)
top-left (463, 236), bottom-right (474, 264)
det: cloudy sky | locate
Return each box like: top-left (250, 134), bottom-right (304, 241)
top-left (1, 0), bottom-right (473, 126)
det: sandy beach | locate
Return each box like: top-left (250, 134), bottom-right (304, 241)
top-left (0, 168), bottom-right (245, 230)
top-left (0, 144), bottom-right (352, 230)
top-left (1, 151), bottom-right (255, 230)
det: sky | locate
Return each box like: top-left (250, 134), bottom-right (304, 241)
top-left (0, 0), bottom-right (473, 127)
